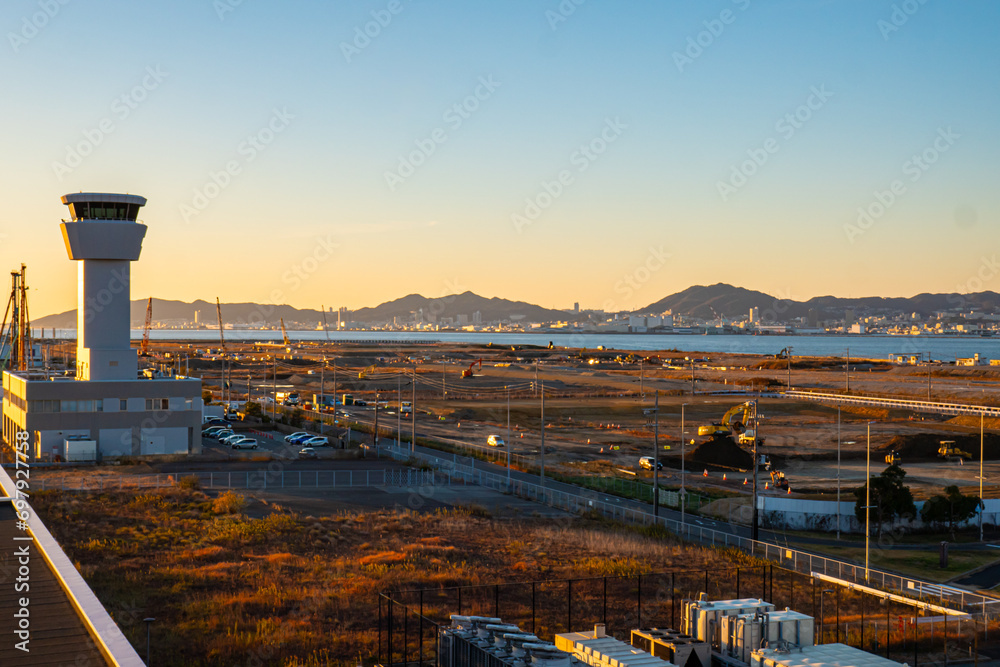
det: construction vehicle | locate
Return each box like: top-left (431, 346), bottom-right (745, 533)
top-left (770, 470), bottom-right (789, 490)
top-left (358, 364), bottom-right (376, 379)
top-left (462, 359), bottom-right (482, 379)
top-left (698, 401), bottom-right (765, 447)
top-left (774, 347), bottom-right (792, 360)
top-left (885, 452), bottom-right (902, 465)
top-left (280, 318), bottom-right (290, 346)
top-left (938, 440), bottom-right (972, 460)
top-left (140, 297), bottom-right (153, 357)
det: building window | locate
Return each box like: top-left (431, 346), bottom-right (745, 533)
top-left (120, 399), bottom-right (127, 411)
top-left (145, 398), bottom-right (169, 411)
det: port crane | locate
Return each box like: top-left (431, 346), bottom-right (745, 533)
top-left (280, 318), bottom-right (290, 346)
top-left (139, 297), bottom-right (153, 357)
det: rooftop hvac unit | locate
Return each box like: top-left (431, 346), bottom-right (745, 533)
top-left (682, 595), bottom-right (775, 649)
top-left (439, 614), bottom-right (578, 667)
top-left (555, 625), bottom-right (676, 667)
top-left (630, 628), bottom-right (710, 667)
top-left (720, 610), bottom-right (815, 666)
top-left (751, 643), bottom-right (905, 667)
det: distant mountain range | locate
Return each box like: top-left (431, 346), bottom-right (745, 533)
top-left (31, 284), bottom-right (1000, 329)
top-left (638, 284), bottom-right (1000, 321)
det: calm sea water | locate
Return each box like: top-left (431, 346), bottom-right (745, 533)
top-left (41, 329), bottom-right (999, 361)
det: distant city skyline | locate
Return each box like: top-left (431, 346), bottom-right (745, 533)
top-left (2, 1), bottom-right (998, 318)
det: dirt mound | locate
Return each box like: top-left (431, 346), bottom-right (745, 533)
top-left (882, 432), bottom-right (1000, 461)
top-left (692, 437), bottom-right (754, 470)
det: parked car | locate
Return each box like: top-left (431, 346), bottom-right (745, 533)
top-left (298, 447), bottom-right (318, 459)
top-left (487, 434), bottom-right (505, 447)
top-left (231, 438), bottom-right (258, 450)
top-left (203, 418), bottom-right (229, 427)
top-left (353, 399), bottom-right (368, 407)
top-left (212, 430), bottom-right (234, 441)
top-left (639, 456), bottom-right (662, 471)
top-left (289, 433), bottom-right (314, 444)
top-left (202, 426), bottom-right (225, 436)
top-left (302, 436), bottom-right (329, 447)
top-left (284, 432), bottom-right (309, 443)
top-left (220, 433), bottom-right (246, 445)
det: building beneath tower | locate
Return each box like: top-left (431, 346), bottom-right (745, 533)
top-left (2, 193), bottom-right (202, 462)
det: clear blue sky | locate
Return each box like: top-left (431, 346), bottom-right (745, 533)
top-left (2, 0), bottom-right (998, 317)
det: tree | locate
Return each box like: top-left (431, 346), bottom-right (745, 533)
top-left (202, 389), bottom-right (214, 404)
top-left (243, 401), bottom-right (262, 418)
top-left (854, 463), bottom-right (917, 537)
top-left (921, 485), bottom-right (981, 538)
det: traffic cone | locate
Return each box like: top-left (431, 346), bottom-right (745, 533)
top-left (743, 478), bottom-right (748, 485)
top-left (765, 482), bottom-right (769, 490)
top-left (703, 469), bottom-right (708, 477)
top-left (787, 487), bottom-right (792, 494)
top-left (723, 473), bottom-right (727, 480)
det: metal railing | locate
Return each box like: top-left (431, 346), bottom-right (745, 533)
top-left (379, 444), bottom-right (1000, 615)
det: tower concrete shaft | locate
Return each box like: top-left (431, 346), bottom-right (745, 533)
top-left (59, 193), bottom-right (147, 381)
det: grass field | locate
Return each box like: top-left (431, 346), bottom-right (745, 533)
top-left (33, 484), bottom-right (738, 666)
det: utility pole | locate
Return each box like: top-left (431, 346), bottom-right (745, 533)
top-left (640, 359), bottom-right (644, 398)
top-left (271, 355), bottom-right (276, 422)
top-left (396, 374), bottom-right (401, 449)
top-left (786, 346), bottom-right (792, 390)
top-left (845, 347), bottom-right (850, 393)
top-left (320, 355), bottom-right (325, 435)
top-left (539, 380), bottom-right (545, 488)
top-left (373, 391), bottom-right (380, 453)
top-left (928, 359), bottom-right (932, 401)
top-left (442, 361), bottom-right (446, 398)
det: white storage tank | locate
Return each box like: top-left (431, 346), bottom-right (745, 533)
top-left (721, 609), bottom-right (814, 665)
top-left (682, 595), bottom-right (775, 648)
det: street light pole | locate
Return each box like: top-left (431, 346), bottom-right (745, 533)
top-left (837, 407), bottom-right (841, 540)
top-left (506, 386), bottom-right (511, 485)
top-left (539, 380), bottom-right (545, 488)
top-left (752, 399), bottom-right (759, 542)
top-left (411, 363), bottom-right (416, 454)
top-left (653, 392), bottom-right (659, 519)
top-left (787, 346), bottom-right (792, 390)
top-left (396, 374), bottom-right (401, 449)
top-left (865, 421), bottom-right (872, 582)
top-left (680, 403), bottom-right (686, 528)
top-left (981, 411), bottom-right (985, 541)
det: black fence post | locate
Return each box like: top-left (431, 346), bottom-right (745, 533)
top-left (458, 586), bottom-right (462, 616)
top-left (420, 590), bottom-right (424, 667)
top-left (388, 599), bottom-right (394, 667)
top-left (603, 576), bottom-right (608, 627)
top-left (532, 581), bottom-right (536, 633)
top-left (886, 601), bottom-right (890, 659)
top-left (671, 573), bottom-right (676, 630)
top-left (736, 568), bottom-right (740, 598)
top-left (495, 584), bottom-right (500, 619)
top-left (637, 574), bottom-right (642, 628)
top-left (379, 595), bottom-right (383, 666)
top-left (405, 600), bottom-right (409, 667)
top-left (704, 570), bottom-right (709, 596)
top-left (568, 580), bottom-right (573, 633)
top-left (761, 566), bottom-right (766, 601)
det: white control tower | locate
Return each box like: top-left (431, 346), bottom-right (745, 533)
top-left (60, 193), bottom-right (148, 381)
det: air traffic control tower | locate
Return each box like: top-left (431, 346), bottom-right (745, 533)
top-left (61, 193), bottom-right (148, 381)
top-left (1, 193), bottom-right (203, 462)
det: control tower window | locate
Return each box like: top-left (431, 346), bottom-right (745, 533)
top-left (70, 202), bottom-right (140, 221)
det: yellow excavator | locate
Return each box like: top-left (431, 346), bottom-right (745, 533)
top-left (698, 401), bottom-right (763, 446)
top-left (885, 452), bottom-right (902, 465)
top-left (937, 441), bottom-right (972, 460)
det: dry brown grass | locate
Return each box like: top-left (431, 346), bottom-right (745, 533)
top-left (31, 486), bottom-right (742, 666)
